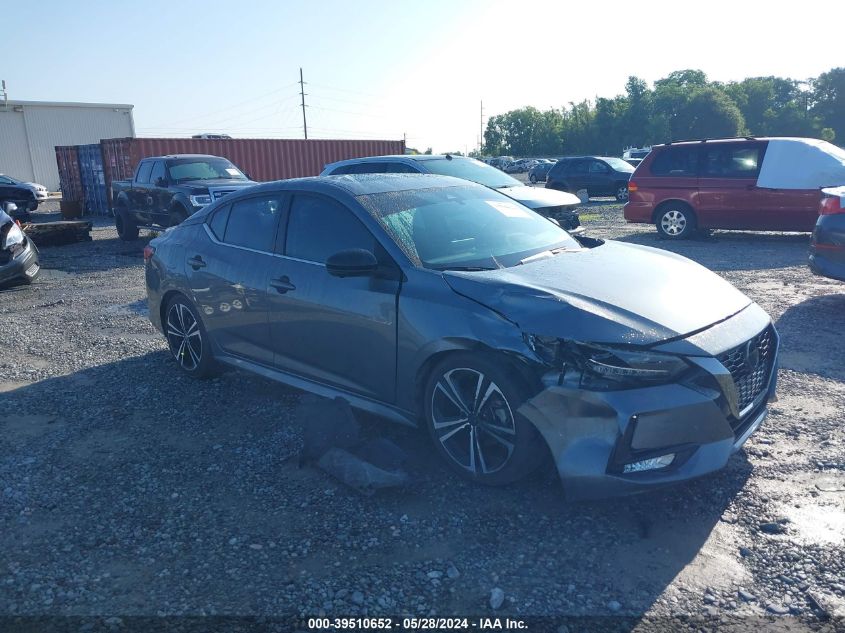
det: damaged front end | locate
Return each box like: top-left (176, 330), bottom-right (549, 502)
top-left (518, 304), bottom-right (779, 500)
top-left (0, 206), bottom-right (40, 287)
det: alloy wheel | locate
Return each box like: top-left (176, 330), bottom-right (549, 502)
top-left (616, 185), bottom-right (629, 202)
top-left (430, 368), bottom-right (516, 475)
top-left (660, 209), bottom-right (687, 236)
top-left (166, 302), bottom-right (203, 371)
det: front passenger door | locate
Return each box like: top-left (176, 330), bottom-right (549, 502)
top-left (267, 193), bottom-right (401, 402)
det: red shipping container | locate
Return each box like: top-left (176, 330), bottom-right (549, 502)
top-left (54, 145), bottom-right (84, 203)
top-left (99, 137), bottom-right (405, 207)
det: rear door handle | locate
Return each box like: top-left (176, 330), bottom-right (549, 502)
top-left (270, 276), bottom-right (296, 293)
top-left (188, 256), bottom-right (206, 269)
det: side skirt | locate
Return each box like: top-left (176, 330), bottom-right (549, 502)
top-left (215, 353), bottom-right (419, 428)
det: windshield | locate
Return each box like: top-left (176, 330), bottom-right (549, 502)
top-left (166, 158), bottom-right (248, 182)
top-left (423, 157), bottom-right (523, 189)
top-left (602, 157), bottom-right (636, 173)
top-left (359, 185), bottom-right (580, 270)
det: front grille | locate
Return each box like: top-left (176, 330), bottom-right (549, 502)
top-left (717, 326), bottom-right (775, 415)
top-left (211, 189), bottom-right (235, 200)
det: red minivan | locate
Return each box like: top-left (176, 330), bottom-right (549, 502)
top-left (623, 138), bottom-right (823, 239)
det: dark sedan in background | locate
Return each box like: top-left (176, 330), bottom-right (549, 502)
top-left (810, 186), bottom-right (845, 281)
top-left (145, 174), bottom-right (778, 499)
top-left (546, 156), bottom-right (635, 201)
top-left (0, 181), bottom-right (38, 222)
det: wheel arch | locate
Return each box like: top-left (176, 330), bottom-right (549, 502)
top-left (651, 199), bottom-right (696, 224)
top-left (159, 289), bottom-right (194, 333)
top-left (413, 342), bottom-right (541, 421)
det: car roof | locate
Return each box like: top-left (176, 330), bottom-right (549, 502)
top-left (142, 154), bottom-right (230, 160)
top-left (237, 173), bottom-right (480, 197)
top-left (324, 154), bottom-right (471, 170)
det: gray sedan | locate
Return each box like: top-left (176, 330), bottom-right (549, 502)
top-left (145, 174), bottom-right (778, 499)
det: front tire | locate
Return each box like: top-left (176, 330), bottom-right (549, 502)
top-left (423, 354), bottom-right (546, 486)
top-left (655, 204), bottom-right (696, 239)
top-left (164, 295), bottom-right (218, 378)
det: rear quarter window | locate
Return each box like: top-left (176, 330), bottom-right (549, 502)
top-left (650, 147), bottom-right (699, 176)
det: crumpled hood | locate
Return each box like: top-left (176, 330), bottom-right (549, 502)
top-left (443, 240), bottom-right (751, 346)
top-left (497, 185), bottom-right (581, 209)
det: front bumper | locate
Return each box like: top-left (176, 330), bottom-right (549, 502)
top-left (0, 238), bottom-right (40, 286)
top-left (519, 325), bottom-right (779, 500)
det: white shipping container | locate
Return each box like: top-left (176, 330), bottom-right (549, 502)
top-left (0, 100), bottom-right (134, 191)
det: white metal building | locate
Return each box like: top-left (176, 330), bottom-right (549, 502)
top-left (0, 100), bottom-right (135, 190)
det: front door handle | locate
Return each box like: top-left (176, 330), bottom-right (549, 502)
top-left (270, 276), bottom-right (296, 293)
top-left (188, 256), bottom-right (207, 270)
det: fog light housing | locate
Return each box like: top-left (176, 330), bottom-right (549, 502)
top-left (622, 453), bottom-right (675, 474)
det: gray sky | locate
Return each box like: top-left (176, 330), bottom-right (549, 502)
top-left (4, 0), bottom-right (842, 151)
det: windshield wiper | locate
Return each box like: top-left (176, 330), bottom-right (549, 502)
top-left (437, 265), bottom-right (498, 272)
top-left (517, 246), bottom-right (578, 265)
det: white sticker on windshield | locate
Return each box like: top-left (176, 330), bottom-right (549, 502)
top-left (226, 168), bottom-right (240, 176)
top-left (485, 200), bottom-right (532, 218)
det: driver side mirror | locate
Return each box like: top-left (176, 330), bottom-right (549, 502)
top-left (155, 177), bottom-right (168, 188)
top-left (326, 248), bottom-right (379, 278)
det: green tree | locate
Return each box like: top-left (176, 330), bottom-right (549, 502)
top-left (674, 87), bottom-right (746, 139)
top-left (812, 67), bottom-right (845, 143)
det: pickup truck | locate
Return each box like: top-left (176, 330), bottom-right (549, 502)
top-left (111, 154), bottom-right (256, 240)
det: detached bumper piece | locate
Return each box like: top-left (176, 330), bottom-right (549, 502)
top-left (519, 325), bottom-right (779, 500)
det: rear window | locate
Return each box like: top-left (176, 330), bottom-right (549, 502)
top-left (422, 158), bottom-right (521, 189)
top-left (650, 147), bottom-right (699, 177)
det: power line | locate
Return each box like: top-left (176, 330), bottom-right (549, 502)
top-left (307, 81), bottom-right (381, 100)
top-left (145, 83), bottom-right (299, 129)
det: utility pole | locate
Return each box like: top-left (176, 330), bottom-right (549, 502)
top-left (299, 68), bottom-right (308, 140)
top-left (479, 100), bottom-right (484, 154)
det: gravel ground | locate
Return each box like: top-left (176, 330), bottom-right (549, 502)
top-left (1, 199), bottom-right (843, 631)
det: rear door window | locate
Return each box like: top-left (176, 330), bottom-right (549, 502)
top-left (135, 161), bottom-right (153, 184)
top-left (650, 147), bottom-right (700, 176)
top-left (285, 194), bottom-right (376, 263)
top-left (702, 144), bottom-right (764, 178)
top-left (570, 160), bottom-right (589, 175)
top-left (222, 195), bottom-right (284, 252)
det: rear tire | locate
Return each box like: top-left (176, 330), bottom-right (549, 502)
top-left (655, 203), bottom-right (696, 239)
top-left (115, 209), bottom-right (139, 241)
top-left (423, 353), bottom-right (546, 486)
top-left (529, 174), bottom-right (538, 184)
top-left (164, 295), bottom-right (218, 378)
top-left (615, 184), bottom-right (629, 202)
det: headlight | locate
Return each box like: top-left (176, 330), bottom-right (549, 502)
top-left (524, 334), bottom-right (689, 389)
top-left (2, 222), bottom-right (25, 253)
top-left (189, 194), bottom-right (213, 207)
